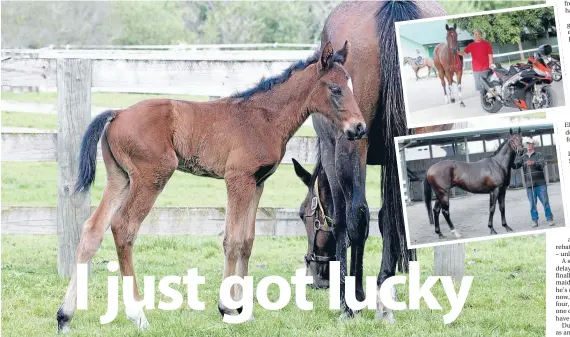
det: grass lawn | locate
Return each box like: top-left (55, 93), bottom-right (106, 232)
top-left (1, 92), bottom-right (209, 107)
top-left (1, 162), bottom-right (381, 208)
top-left (1, 234), bottom-right (545, 336)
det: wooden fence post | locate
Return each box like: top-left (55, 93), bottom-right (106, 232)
top-left (57, 59), bottom-right (92, 279)
top-left (434, 243), bottom-right (465, 283)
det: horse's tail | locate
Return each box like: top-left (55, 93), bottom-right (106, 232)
top-left (74, 110), bottom-right (116, 194)
top-left (423, 176), bottom-right (434, 225)
top-left (372, 1), bottom-right (422, 271)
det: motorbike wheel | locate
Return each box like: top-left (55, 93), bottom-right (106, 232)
top-left (526, 85), bottom-right (556, 110)
top-left (480, 93), bottom-right (502, 113)
top-left (551, 63), bottom-right (562, 82)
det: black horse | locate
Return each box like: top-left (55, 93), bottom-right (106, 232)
top-left (423, 128), bottom-right (524, 239)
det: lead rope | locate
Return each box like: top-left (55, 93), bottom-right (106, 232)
top-left (313, 178), bottom-right (334, 229)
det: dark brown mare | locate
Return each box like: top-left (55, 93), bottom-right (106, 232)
top-left (434, 23), bottom-right (465, 107)
top-left (403, 56), bottom-right (437, 80)
top-left (56, 42), bottom-right (367, 333)
top-left (423, 128), bottom-right (524, 239)
top-left (310, 0), bottom-right (447, 321)
top-left (292, 123), bottom-right (456, 290)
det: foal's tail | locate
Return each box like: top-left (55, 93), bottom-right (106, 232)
top-left (423, 176), bottom-right (434, 225)
top-left (74, 110), bottom-right (116, 194)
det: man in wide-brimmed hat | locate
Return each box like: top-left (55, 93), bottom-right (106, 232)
top-left (513, 137), bottom-right (554, 227)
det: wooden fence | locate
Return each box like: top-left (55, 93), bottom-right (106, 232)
top-left (2, 48), bottom-right (465, 282)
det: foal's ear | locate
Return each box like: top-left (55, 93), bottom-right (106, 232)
top-left (318, 42), bottom-right (334, 73)
top-left (334, 40), bottom-right (350, 65)
top-left (518, 127), bottom-right (522, 134)
top-left (445, 23), bottom-right (450, 31)
top-left (292, 158), bottom-right (311, 187)
top-left (510, 128), bottom-right (513, 135)
top-left (453, 23), bottom-right (457, 30)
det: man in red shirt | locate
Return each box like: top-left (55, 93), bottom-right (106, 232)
top-left (458, 29), bottom-right (494, 96)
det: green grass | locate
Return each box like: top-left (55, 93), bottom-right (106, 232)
top-left (1, 92), bottom-right (209, 107)
top-left (2, 111), bottom-right (59, 130)
top-left (1, 234), bottom-right (545, 336)
top-left (1, 162), bottom-right (380, 208)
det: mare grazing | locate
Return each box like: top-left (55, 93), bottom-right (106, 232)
top-left (292, 123), bottom-right (455, 288)
top-left (423, 128), bottom-right (524, 239)
top-left (433, 23), bottom-right (466, 107)
top-left (403, 56), bottom-right (437, 80)
top-left (56, 42), bottom-right (366, 333)
top-left (313, 0), bottom-right (447, 321)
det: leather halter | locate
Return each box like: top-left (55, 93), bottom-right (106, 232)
top-left (304, 177), bottom-right (336, 266)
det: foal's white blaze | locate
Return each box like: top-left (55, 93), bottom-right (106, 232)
top-left (347, 77), bottom-right (353, 92)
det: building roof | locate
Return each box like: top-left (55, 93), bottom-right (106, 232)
top-left (400, 123), bottom-right (554, 148)
top-left (399, 20), bottom-right (473, 45)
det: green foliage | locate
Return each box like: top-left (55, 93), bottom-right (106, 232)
top-left (450, 7), bottom-right (555, 44)
top-left (109, 2), bottom-right (187, 45)
top-left (438, 0), bottom-right (545, 14)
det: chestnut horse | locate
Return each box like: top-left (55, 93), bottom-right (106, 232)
top-left (312, 0), bottom-right (446, 321)
top-left (56, 42), bottom-right (366, 333)
top-left (434, 23), bottom-right (466, 107)
top-left (403, 56), bottom-right (437, 80)
top-left (424, 128), bottom-right (524, 239)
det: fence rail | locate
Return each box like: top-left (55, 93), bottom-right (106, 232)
top-left (1, 206), bottom-right (380, 236)
top-left (1, 132), bottom-right (318, 164)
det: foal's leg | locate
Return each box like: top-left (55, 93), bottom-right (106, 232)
top-left (440, 194), bottom-right (461, 238)
top-left (233, 183), bottom-right (264, 320)
top-left (57, 136), bottom-right (129, 334)
top-left (488, 188), bottom-right (500, 235)
top-left (218, 175), bottom-right (257, 317)
top-left (498, 187), bottom-right (513, 232)
top-left (110, 162), bottom-right (176, 329)
top-left (437, 68), bottom-right (448, 104)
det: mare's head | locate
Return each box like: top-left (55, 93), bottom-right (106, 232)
top-left (310, 41), bottom-right (366, 141)
top-left (508, 127), bottom-right (524, 156)
top-left (292, 158), bottom-right (335, 289)
top-left (445, 23), bottom-right (459, 54)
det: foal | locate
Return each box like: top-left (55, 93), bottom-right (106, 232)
top-left (56, 41), bottom-right (366, 333)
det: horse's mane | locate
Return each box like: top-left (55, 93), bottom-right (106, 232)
top-left (488, 136), bottom-right (509, 157)
top-left (231, 50), bottom-right (344, 100)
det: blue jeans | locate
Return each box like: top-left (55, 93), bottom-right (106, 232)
top-left (526, 184), bottom-right (553, 222)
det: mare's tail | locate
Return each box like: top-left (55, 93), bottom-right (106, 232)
top-left (74, 110), bottom-right (116, 193)
top-left (423, 176), bottom-right (434, 225)
top-left (372, 0), bottom-right (422, 272)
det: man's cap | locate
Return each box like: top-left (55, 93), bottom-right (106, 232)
top-left (523, 137), bottom-right (535, 144)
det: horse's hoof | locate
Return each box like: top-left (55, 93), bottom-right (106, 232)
top-left (57, 308), bottom-right (71, 334)
top-left (451, 98), bottom-right (456, 103)
top-left (339, 308), bottom-right (355, 320)
top-left (438, 233), bottom-right (445, 239)
top-left (505, 226), bottom-right (514, 232)
top-left (451, 229), bottom-right (462, 238)
top-left (375, 310), bottom-right (396, 324)
top-left (460, 102), bottom-right (465, 107)
top-left (490, 229), bottom-right (498, 235)
top-left (218, 301), bottom-right (236, 317)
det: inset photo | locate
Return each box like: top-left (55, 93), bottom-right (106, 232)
top-left (396, 4), bottom-right (566, 128)
top-left (397, 122), bottom-right (567, 248)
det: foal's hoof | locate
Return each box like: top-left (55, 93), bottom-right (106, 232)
top-left (438, 233), bottom-right (445, 239)
top-left (375, 309), bottom-right (396, 324)
top-left (504, 225), bottom-right (514, 232)
top-left (57, 308), bottom-right (71, 334)
top-left (218, 301), bottom-right (236, 317)
top-left (451, 98), bottom-right (456, 103)
top-left (490, 228), bottom-right (498, 235)
top-left (450, 229), bottom-right (462, 238)
top-left (460, 102), bottom-right (465, 107)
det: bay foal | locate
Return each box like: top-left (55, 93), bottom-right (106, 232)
top-left (56, 41), bottom-right (366, 333)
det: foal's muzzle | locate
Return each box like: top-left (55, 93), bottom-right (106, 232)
top-left (345, 122), bottom-right (367, 140)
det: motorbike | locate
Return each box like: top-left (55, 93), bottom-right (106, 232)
top-left (545, 53), bottom-right (562, 82)
top-left (479, 44), bottom-right (556, 113)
